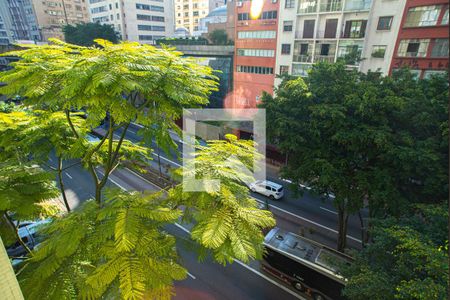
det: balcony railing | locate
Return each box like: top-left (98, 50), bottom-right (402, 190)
top-left (295, 31), bottom-right (315, 39)
top-left (397, 51), bottom-right (427, 58)
top-left (314, 55), bottom-right (335, 63)
top-left (298, 5), bottom-right (317, 13)
top-left (319, 1), bottom-right (342, 12)
top-left (344, 0), bottom-right (371, 11)
top-left (293, 54), bottom-right (313, 63)
top-left (316, 30), bottom-right (337, 39)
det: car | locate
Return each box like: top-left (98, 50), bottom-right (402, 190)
top-left (6, 219), bottom-right (50, 258)
top-left (248, 180), bottom-right (284, 200)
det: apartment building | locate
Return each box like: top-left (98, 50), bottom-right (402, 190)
top-left (359, 0), bottom-right (406, 74)
top-left (88, 0), bottom-right (174, 44)
top-left (31, 0), bottom-right (90, 41)
top-left (0, 0), bottom-right (41, 43)
top-left (390, 0), bottom-right (448, 78)
top-left (175, 0), bottom-right (224, 34)
top-left (275, 0), bottom-right (375, 83)
top-left (227, 0), bottom-right (280, 109)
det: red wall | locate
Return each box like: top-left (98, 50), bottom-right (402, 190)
top-left (390, 0), bottom-right (449, 77)
top-left (225, 0), bottom-right (279, 109)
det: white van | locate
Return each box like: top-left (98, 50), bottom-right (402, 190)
top-left (249, 180), bottom-right (284, 200)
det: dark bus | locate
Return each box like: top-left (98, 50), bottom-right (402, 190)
top-left (262, 227), bottom-right (353, 300)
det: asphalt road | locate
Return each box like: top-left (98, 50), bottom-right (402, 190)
top-left (49, 155), bottom-right (305, 300)
top-left (111, 123), bottom-right (364, 248)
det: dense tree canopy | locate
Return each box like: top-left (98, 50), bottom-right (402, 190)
top-left (260, 63), bottom-right (448, 250)
top-left (0, 40), bottom-right (274, 299)
top-left (63, 23), bottom-right (119, 46)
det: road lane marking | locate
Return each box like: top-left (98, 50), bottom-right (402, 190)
top-left (97, 169), bottom-right (127, 191)
top-left (151, 152), bottom-right (181, 167)
top-left (320, 207), bottom-right (338, 215)
top-left (187, 272), bottom-right (196, 280)
top-left (252, 198), bottom-right (362, 243)
top-left (64, 172), bottom-right (73, 179)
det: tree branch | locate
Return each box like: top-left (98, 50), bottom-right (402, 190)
top-left (65, 110), bottom-right (79, 139)
top-left (4, 213), bottom-right (33, 256)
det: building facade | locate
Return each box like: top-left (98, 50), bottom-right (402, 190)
top-left (31, 0), bottom-right (90, 41)
top-left (88, 0), bottom-right (175, 44)
top-left (275, 0), bottom-right (374, 82)
top-left (227, 0), bottom-right (279, 109)
top-left (389, 0), bottom-right (448, 78)
top-left (175, 0), bottom-right (224, 34)
top-left (197, 5), bottom-right (227, 36)
top-left (0, 0), bottom-right (41, 44)
top-left (359, 0), bottom-right (406, 74)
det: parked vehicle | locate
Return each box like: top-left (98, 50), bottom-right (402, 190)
top-left (262, 227), bottom-right (353, 300)
top-left (6, 219), bottom-right (50, 258)
top-left (248, 180), bottom-right (284, 200)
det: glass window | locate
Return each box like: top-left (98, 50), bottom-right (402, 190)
top-left (371, 45), bottom-right (387, 58)
top-left (283, 21), bottom-right (293, 32)
top-left (442, 8), bottom-right (449, 24)
top-left (404, 5), bottom-right (441, 27)
top-left (280, 65), bottom-right (289, 74)
top-left (298, 0), bottom-right (317, 13)
top-left (377, 16), bottom-right (393, 30)
top-left (423, 70), bottom-right (446, 79)
top-left (285, 0), bottom-right (295, 8)
top-left (237, 31), bottom-right (276, 39)
top-left (281, 44), bottom-right (291, 54)
top-left (430, 38), bottom-right (448, 57)
top-left (397, 39), bottom-right (430, 57)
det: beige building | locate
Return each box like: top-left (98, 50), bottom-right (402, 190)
top-left (31, 0), bottom-right (90, 41)
top-left (175, 0), bottom-right (224, 34)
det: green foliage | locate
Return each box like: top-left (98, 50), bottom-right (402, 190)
top-left (260, 62), bottom-right (448, 250)
top-left (0, 101), bottom-right (15, 113)
top-left (170, 134), bottom-right (275, 264)
top-left (63, 23), bottom-right (119, 46)
top-left (208, 29), bottom-right (231, 45)
top-left (342, 205), bottom-right (448, 300)
top-left (19, 189), bottom-right (185, 300)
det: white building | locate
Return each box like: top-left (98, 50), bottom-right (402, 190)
top-left (359, 0), bottom-right (406, 74)
top-left (174, 0), bottom-right (224, 35)
top-left (88, 0), bottom-right (175, 44)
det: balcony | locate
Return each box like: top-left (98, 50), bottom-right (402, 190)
top-left (314, 55), bottom-right (335, 63)
top-left (298, 5), bottom-right (317, 13)
top-left (293, 54), bottom-right (313, 63)
top-left (316, 30), bottom-right (337, 39)
top-left (295, 31), bottom-right (315, 39)
top-left (344, 0), bottom-right (371, 11)
top-left (319, 1), bottom-right (342, 12)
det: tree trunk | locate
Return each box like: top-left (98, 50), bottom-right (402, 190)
top-left (57, 157), bottom-right (71, 212)
top-left (4, 213), bottom-right (33, 256)
top-left (337, 207), bottom-right (348, 252)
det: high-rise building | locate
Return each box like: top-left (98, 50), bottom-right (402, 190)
top-left (275, 0), bottom-right (374, 81)
top-left (389, 0), bottom-right (448, 79)
top-left (88, 0), bottom-right (175, 44)
top-left (0, 0), bottom-right (41, 43)
top-left (174, 0), bottom-right (224, 35)
top-left (31, 0), bottom-right (90, 41)
top-left (227, 0), bottom-right (279, 109)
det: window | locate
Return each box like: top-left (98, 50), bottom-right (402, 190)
top-left (303, 19), bottom-right (315, 38)
top-left (281, 44), bottom-right (291, 54)
top-left (109, 3), bottom-right (112, 9)
top-left (285, 0), bottom-right (295, 8)
top-left (238, 13), bottom-right (249, 21)
top-left (300, 43), bottom-right (309, 55)
top-left (138, 35), bottom-right (153, 41)
top-left (298, 0), bottom-right (317, 13)
top-left (91, 6), bottom-right (107, 13)
top-left (117, 13), bottom-right (119, 19)
top-left (184, 12), bottom-right (188, 17)
top-left (371, 45), bottom-right (387, 58)
top-left (184, 4), bottom-right (188, 9)
top-left (136, 3), bottom-right (164, 12)
top-left (261, 11), bottom-right (277, 19)
top-left (430, 38), bottom-right (448, 57)
top-left (193, 11), bottom-right (199, 16)
top-left (283, 21), bottom-right (293, 32)
top-left (343, 20), bottom-right (367, 38)
top-left (397, 39), bottom-right (430, 57)
top-left (138, 25), bottom-right (165, 31)
top-left (238, 31), bottom-right (276, 39)
top-left (442, 8), bottom-right (449, 24)
top-left (115, 2), bottom-right (118, 8)
top-left (237, 49), bottom-right (275, 57)
top-left (404, 5), bottom-right (440, 27)
top-left (423, 70), bottom-right (446, 79)
top-left (237, 65), bottom-right (274, 74)
top-left (320, 44), bottom-right (330, 56)
top-left (137, 14), bottom-right (165, 22)
top-left (377, 16), bottom-right (393, 30)
top-left (279, 65), bottom-right (289, 74)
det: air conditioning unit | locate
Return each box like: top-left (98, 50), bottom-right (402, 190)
top-left (236, 1), bottom-right (243, 7)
